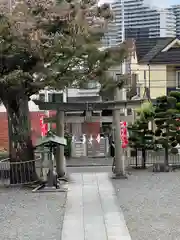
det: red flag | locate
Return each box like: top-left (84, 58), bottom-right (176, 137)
top-left (120, 121), bottom-right (128, 148)
top-left (40, 116), bottom-right (48, 137)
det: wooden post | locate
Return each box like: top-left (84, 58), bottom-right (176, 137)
top-left (56, 109), bottom-right (65, 177)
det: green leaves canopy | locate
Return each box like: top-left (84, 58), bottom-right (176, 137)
top-left (154, 95), bottom-right (180, 155)
top-left (0, 0), bottom-right (128, 101)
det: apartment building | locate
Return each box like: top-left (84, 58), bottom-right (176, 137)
top-left (171, 5), bottom-right (180, 37)
top-left (103, 0), bottom-right (176, 47)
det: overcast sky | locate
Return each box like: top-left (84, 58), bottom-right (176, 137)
top-left (151, 0), bottom-right (179, 7)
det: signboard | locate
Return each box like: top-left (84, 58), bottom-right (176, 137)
top-left (40, 116), bottom-right (48, 137)
top-left (120, 121), bottom-right (128, 148)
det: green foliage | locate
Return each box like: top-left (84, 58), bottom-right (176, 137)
top-left (0, 0), bottom-right (128, 162)
top-left (0, 151), bottom-right (8, 160)
top-left (128, 116), bottom-right (154, 168)
top-left (176, 102), bottom-right (180, 110)
top-left (128, 100), bottom-right (155, 168)
top-left (176, 135), bottom-right (180, 143)
top-left (169, 91), bottom-right (180, 102)
top-left (128, 100), bottom-right (155, 151)
top-left (128, 120), bottom-right (154, 150)
top-left (154, 94), bottom-right (180, 161)
top-left (171, 148), bottom-right (178, 154)
top-left (0, 0), bottom-right (128, 99)
top-left (154, 129), bottom-right (162, 137)
top-left (136, 101), bottom-right (155, 120)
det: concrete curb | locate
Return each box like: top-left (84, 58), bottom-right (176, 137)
top-left (67, 164), bottom-right (111, 167)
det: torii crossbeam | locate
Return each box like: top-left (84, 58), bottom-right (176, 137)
top-left (33, 98), bottom-right (150, 180)
top-left (33, 99), bottom-right (146, 111)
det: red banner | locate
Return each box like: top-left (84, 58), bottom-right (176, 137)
top-left (40, 116), bottom-right (48, 137)
top-left (120, 121), bottom-right (128, 148)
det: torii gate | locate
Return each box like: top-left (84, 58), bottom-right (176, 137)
top-left (34, 98), bottom-right (145, 178)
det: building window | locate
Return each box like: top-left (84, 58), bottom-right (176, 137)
top-left (48, 93), bottom-right (63, 102)
top-left (87, 81), bottom-right (98, 89)
top-left (39, 93), bottom-right (45, 102)
top-left (38, 92), bottom-right (63, 102)
top-left (80, 81), bottom-right (98, 89)
top-left (116, 73), bottom-right (128, 86)
top-left (136, 85), bottom-right (140, 97)
top-left (116, 73), bottom-right (121, 81)
top-left (176, 71), bottom-right (180, 89)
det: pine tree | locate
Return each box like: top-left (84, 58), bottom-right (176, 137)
top-left (154, 94), bottom-right (180, 167)
top-left (0, 0), bottom-right (128, 183)
top-left (128, 101), bottom-right (154, 168)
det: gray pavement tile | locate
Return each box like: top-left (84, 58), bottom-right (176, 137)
top-left (61, 175), bottom-right (84, 240)
top-left (67, 157), bottom-right (113, 167)
top-left (83, 174), bottom-right (107, 240)
top-left (96, 173), bottom-right (132, 240)
top-left (61, 172), bottom-right (131, 240)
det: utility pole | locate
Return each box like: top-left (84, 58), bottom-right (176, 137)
top-left (121, 0), bottom-right (128, 116)
top-left (56, 109), bottom-right (66, 178)
top-left (9, 0), bottom-right (12, 14)
top-left (113, 88), bottom-right (127, 179)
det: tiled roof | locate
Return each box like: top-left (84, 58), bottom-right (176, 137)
top-left (135, 37), bottom-right (180, 64)
top-left (150, 47), bottom-right (180, 64)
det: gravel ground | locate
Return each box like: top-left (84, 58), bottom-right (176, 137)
top-left (112, 170), bottom-right (180, 240)
top-left (0, 187), bottom-right (67, 240)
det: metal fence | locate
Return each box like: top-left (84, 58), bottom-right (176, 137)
top-left (1, 149), bottom-right (180, 186)
top-left (128, 149), bottom-right (180, 168)
top-left (0, 155), bottom-right (43, 186)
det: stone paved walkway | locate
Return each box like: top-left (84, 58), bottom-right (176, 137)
top-left (61, 173), bottom-right (131, 240)
top-left (67, 157), bottom-right (113, 167)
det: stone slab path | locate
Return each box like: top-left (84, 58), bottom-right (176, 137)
top-left (61, 173), bottom-right (131, 240)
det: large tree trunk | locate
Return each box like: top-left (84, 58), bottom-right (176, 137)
top-left (6, 94), bottom-right (38, 185)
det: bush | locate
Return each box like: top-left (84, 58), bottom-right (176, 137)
top-left (154, 94), bottom-right (180, 165)
top-left (0, 151), bottom-right (8, 160)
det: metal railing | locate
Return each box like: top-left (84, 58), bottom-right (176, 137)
top-left (0, 158), bottom-right (10, 185)
top-left (0, 154), bottom-right (43, 186)
top-left (128, 149), bottom-right (180, 168)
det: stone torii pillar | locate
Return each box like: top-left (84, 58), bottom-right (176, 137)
top-left (113, 88), bottom-right (127, 179)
